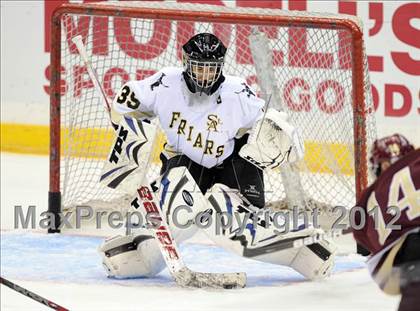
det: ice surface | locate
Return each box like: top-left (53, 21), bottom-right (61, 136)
top-left (1, 153), bottom-right (400, 310)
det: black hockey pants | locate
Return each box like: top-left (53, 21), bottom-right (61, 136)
top-left (159, 135), bottom-right (265, 208)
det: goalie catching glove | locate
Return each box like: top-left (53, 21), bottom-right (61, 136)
top-left (239, 108), bottom-right (304, 170)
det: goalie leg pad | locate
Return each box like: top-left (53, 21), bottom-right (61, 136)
top-left (99, 229), bottom-right (165, 278)
top-left (289, 237), bottom-right (337, 280)
top-left (158, 166), bottom-right (209, 242)
top-left (129, 166), bottom-right (208, 243)
top-left (203, 183), bottom-right (271, 255)
top-left (202, 183), bottom-right (301, 257)
top-left (203, 183), bottom-right (337, 280)
top-left (242, 227), bottom-right (337, 280)
top-left (106, 167), bottom-right (208, 279)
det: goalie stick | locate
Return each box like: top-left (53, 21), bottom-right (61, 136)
top-left (0, 277), bottom-right (69, 311)
top-left (249, 29), bottom-right (307, 211)
top-left (71, 35), bottom-right (246, 289)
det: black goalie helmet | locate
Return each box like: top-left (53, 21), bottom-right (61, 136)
top-left (182, 33), bottom-right (227, 95)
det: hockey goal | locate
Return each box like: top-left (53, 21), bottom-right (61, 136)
top-left (49, 1), bottom-right (376, 232)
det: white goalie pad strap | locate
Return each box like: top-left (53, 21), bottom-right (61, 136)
top-left (99, 232), bottom-right (165, 278)
top-left (100, 116), bottom-right (157, 193)
top-left (239, 108), bottom-right (305, 170)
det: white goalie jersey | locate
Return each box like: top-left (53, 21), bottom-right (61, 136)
top-left (113, 67), bottom-right (265, 168)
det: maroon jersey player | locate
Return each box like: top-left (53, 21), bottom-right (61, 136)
top-left (353, 134), bottom-right (420, 311)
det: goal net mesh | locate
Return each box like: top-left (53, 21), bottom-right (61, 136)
top-left (55, 2), bottom-right (376, 212)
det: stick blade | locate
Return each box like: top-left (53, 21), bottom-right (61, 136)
top-left (174, 267), bottom-right (246, 289)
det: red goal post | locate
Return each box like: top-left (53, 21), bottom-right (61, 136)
top-left (49, 1), bottom-right (376, 232)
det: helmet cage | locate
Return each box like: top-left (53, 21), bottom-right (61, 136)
top-left (183, 52), bottom-right (224, 91)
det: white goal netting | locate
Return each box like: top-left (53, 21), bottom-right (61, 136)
top-left (53, 2), bottom-right (376, 212)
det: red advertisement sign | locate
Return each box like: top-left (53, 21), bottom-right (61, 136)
top-left (43, 0), bottom-right (419, 118)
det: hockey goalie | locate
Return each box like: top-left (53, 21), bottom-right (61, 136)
top-left (98, 33), bottom-right (336, 283)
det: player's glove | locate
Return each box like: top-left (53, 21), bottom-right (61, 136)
top-left (239, 108), bottom-right (304, 170)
